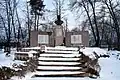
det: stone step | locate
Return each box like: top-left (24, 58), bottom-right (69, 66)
top-left (34, 71), bottom-right (85, 76)
top-left (36, 68), bottom-right (83, 71)
top-left (38, 60), bottom-right (81, 62)
top-left (40, 53), bottom-right (81, 58)
top-left (34, 73), bottom-right (89, 77)
top-left (38, 63), bottom-right (82, 66)
top-left (45, 51), bottom-right (79, 54)
top-left (37, 66), bottom-right (82, 70)
top-left (38, 57), bottom-right (80, 61)
top-left (38, 61), bottom-right (81, 65)
top-left (35, 50), bottom-right (84, 77)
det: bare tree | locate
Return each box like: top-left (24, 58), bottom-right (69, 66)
top-left (0, 0), bottom-right (27, 51)
top-left (29, 0), bottom-right (45, 31)
top-left (69, 0), bottom-right (100, 47)
top-left (102, 0), bottom-right (120, 49)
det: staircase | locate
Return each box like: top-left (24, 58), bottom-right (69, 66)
top-left (34, 46), bottom-right (86, 77)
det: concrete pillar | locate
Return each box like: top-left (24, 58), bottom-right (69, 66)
top-left (54, 25), bottom-right (64, 46)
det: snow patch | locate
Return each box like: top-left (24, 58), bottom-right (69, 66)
top-left (80, 47), bottom-right (107, 59)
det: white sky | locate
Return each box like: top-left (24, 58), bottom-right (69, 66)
top-left (20, 0), bottom-right (84, 30)
top-left (18, 0), bottom-right (114, 31)
top-left (43, 0), bottom-right (78, 30)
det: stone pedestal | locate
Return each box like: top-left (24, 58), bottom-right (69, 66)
top-left (54, 25), bottom-right (64, 46)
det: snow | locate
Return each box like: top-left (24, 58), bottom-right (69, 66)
top-left (45, 50), bottom-right (79, 54)
top-left (35, 71), bottom-right (85, 75)
top-left (15, 50), bottom-right (38, 58)
top-left (28, 50), bottom-right (38, 54)
top-left (108, 50), bottom-right (120, 55)
top-left (37, 66), bottom-right (82, 70)
top-left (47, 46), bottom-right (78, 51)
top-left (16, 50), bottom-right (37, 54)
top-left (40, 53), bottom-right (81, 57)
top-left (80, 47), bottom-right (107, 59)
top-left (16, 52), bottom-right (29, 54)
top-left (108, 50), bottom-right (120, 59)
top-left (24, 54), bottom-right (120, 80)
top-left (0, 49), bottom-right (25, 68)
top-left (28, 50), bottom-right (38, 57)
top-left (98, 57), bottom-right (120, 80)
top-left (38, 57), bottom-right (80, 61)
top-left (28, 53), bottom-right (33, 58)
top-left (32, 48), bottom-right (120, 80)
top-left (45, 46), bottom-right (79, 53)
top-left (22, 47), bottom-right (41, 50)
top-left (38, 61), bottom-right (81, 65)
top-left (11, 72), bottom-right (35, 80)
top-left (1, 47), bottom-right (119, 80)
top-left (29, 77), bottom-right (93, 80)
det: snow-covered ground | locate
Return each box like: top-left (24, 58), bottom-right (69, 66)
top-left (29, 49), bottom-right (120, 80)
top-left (1, 47), bottom-right (120, 80)
top-left (0, 49), bottom-right (25, 68)
top-left (80, 47), bottom-right (107, 59)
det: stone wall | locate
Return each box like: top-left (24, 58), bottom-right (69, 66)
top-left (30, 31), bottom-right (53, 47)
top-left (30, 30), bottom-right (89, 47)
top-left (65, 31), bottom-right (89, 47)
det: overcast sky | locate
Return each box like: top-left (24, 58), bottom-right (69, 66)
top-left (44, 0), bottom-right (78, 30)
top-left (20, 0), bottom-right (84, 30)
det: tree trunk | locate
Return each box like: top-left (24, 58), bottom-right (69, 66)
top-left (104, 0), bottom-right (120, 49)
top-left (27, 2), bottom-right (31, 47)
top-left (82, 1), bottom-right (97, 46)
top-left (5, 0), bottom-right (11, 53)
top-left (36, 15), bottom-right (40, 31)
top-left (16, 8), bottom-right (21, 51)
